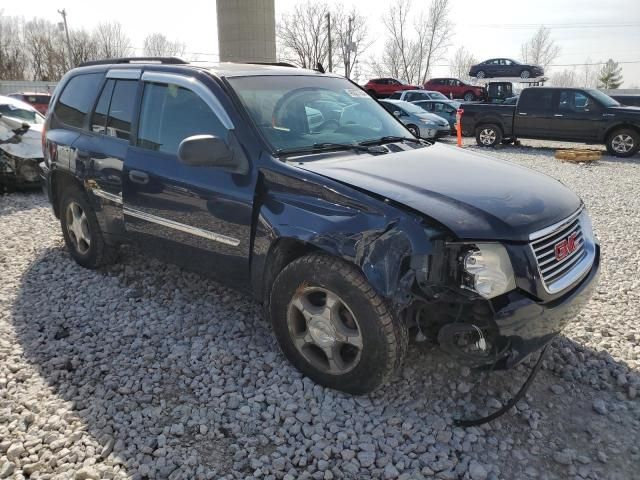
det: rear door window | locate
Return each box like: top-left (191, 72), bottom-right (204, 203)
top-left (106, 80), bottom-right (138, 141)
top-left (519, 90), bottom-right (555, 112)
top-left (54, 73), bottom-right (103, 129)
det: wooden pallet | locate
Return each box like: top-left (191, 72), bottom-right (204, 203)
top-left (555, 149), bottom-right (601, 162)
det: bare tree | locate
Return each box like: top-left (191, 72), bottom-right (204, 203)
top-left (579, 58), bottom-right (599, 88)
top-left (23, 18), bottom-right (66, 81)
top-left (378, 0), bottom-right (452, 84)
top-left (94, 22), bottom-right (131, 59)
top-left (277, 1), bottom-right (331, 69)
top-left (333, 8), bottom-right (371, 79)
top-left (449, 46), bottom-right (477, 81)
top-left (550, 68), bottom-right (577, 87)
top-left (0, 13), bottom-right (28, 80)
top-left (143, 33), bottom-right (186, 57)
top-left (417, 0), bottom-right (452, 83)
top-left (520, 26), bottom-right (560, 68)
top-left (69, 29), bottom-right (99, 67)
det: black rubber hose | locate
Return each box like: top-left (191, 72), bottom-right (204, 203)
top-left (454, 345), bottom-right (548, 427)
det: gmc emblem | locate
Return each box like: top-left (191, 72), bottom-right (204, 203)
top-left (554, 232), bottom-right (578, 261)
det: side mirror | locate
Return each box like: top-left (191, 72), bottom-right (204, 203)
top-left (177, 134), bottom-right (248, 174)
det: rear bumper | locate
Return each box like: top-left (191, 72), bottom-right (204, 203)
top-left (493, 244), bottom-right (600, 368)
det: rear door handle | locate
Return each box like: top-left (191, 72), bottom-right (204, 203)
top-left (129, 170), bottom-right (149, 185)
top-left (517, 112), bottom-right (528, 116)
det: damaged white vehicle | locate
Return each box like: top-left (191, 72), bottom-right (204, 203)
top-left (0, 95), bottom-right (45, 190)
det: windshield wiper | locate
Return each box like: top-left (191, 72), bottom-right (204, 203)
top-left (359, 136), bottom-right (424, 146)
top-left (276, 142), bottom-right (378, 157)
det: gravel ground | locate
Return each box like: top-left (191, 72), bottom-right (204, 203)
top-left (1, 141), bottom-right (639, 480)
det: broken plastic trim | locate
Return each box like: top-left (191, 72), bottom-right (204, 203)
top-left (454, 345), bottom-right (548, 427)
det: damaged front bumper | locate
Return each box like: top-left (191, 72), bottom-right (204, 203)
top-left (493, 244), bottom-right (600, 369)
top-left (0, 151), bottom-right (42, 189)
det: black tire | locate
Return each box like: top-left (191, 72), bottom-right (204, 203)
top-left (605, 128), bottom-right (640, 158)
top-left (59, 187), bottom-right (119, 269)
top-left (520, 69), bottom-right (531, 79)
top-left (407, 124), bottom-right (420, 137)
top-left (463, 91), bottom-right (475, 102)
top-left (476, 70), bottom-right (486, 79)
top-left (366, 89), bottom-right (377, 98)
top-left (269, 253), bottom-right (408, 394)
top-left (475, 124), bottom-right (502, 147)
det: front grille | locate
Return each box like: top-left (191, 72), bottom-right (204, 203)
top-left (530, 210), bottom-right (590, 293)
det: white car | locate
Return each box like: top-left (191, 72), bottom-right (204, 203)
top-left (388, 89), bottom-right (449, 102)
top-left (0, 95), bottom-right (45, 189)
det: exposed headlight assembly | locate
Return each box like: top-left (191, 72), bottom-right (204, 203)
top-left (462, 243), bottom-right (516, 299)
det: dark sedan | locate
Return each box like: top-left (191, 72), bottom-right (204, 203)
top-left (469, 58), bottom-right (544, 80)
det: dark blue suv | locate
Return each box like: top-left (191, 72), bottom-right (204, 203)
top-left (42, 58), bottom-right (599, 394)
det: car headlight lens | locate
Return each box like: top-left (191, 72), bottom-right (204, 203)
top-left (462, 243), bottom-right (516, 299)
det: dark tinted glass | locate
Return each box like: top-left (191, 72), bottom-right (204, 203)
top-left (91, 79), bottom-right (114, 134)
top-left (519, 90), bottom-right (554, 111)
top-left (106, 80), bottom-right (138, 141)
top-left (54, 73), bottom-right (103, 128)
top-left (389, 92), bottom-right (401, 99)
top-left (137, 82), bottom-right (225, 155)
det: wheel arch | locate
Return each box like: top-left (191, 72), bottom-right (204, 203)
top-left (604, 122), bottom-right (640, 142)
top-left (51, 169), bottom-right (85, 219)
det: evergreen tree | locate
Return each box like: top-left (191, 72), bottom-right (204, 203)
top-left (598, 59), bottom-right (623, 89)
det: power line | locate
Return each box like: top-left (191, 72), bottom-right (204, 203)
top-left (458, 22), bottom-right (640, 30)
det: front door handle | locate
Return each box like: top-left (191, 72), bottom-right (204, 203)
top-left (554, 114), bottom-right (564, 117)
top-left (517, 112), bottom-right (528, 116)
top-left (129, 170), bottom-right (149, 185)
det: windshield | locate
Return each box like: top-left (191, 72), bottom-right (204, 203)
top-left (0, 104), bottom-right (44, 124)
top-left (394, 101), bottom-right (427, 114)
top-left (228, 75), bottom-right (411, 153)
top-left (586, 89), bottom-right (620, 107)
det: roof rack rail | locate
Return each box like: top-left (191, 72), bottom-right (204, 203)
top-left (79, 57), bottom-right (187, 67)
top-left (248, 62), bottom-right (297, 68)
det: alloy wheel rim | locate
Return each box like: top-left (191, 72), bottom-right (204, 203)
top-left (479, 128), bottom-right (496, 145)
top-left (477, 71), bottom-right (485, 79)
top-left (66, 202), bottom-right (91, 255)
top-left (464, 93), bottom-right (473, 101)
top-left (287, 286), bottom-right (363, 375)
top-left (521, 70), bottom-right (530, 78)
top-left (611, 134), bottom-right (634, 153)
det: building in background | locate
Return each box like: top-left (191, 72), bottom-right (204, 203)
top-left (216, 0), bottom-right (276, 63)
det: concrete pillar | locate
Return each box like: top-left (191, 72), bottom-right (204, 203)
top-left (216, 0), bottom-right (276, 63)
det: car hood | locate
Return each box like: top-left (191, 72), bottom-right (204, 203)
top-left (296, 143), bottom-right (581, 241)
top-left (417, 112), bottom-right (448, 124)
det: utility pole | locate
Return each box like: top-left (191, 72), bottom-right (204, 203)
top-left (345, 15), bottom-right (354, 78)
top-left (326, 12), bottom-right (332, 73)
top-left (57, 9), bottom-right (73, 69)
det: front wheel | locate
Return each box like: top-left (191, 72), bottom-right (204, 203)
top-left (520, 69), bottom-right (531, 79)
top-left (59, 187), bottom-right (119, 269)
top-left (269, 253), bottom-right (408, 394)
top-left (463, 91), bottom-right (475, 102)
top-left (475, 124), bottom-right (502, 147)
top-left (606, 128), bottom-right (639, 157)
top-left (407, 124), bottom-right (420, 137)
top-left (476, 70), bottom-right (486, 79)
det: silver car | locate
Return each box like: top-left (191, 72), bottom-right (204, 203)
top-left (379, 99), bottom-right (450, 139)
top-left (388, 89), bottom-right (448, 102)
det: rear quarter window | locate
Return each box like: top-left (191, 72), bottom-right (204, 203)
top-left (53, 73), bottom-right (103, 129)
top-left (518, 90), bottom-right (555, 111)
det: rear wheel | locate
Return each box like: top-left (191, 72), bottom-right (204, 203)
top-left (59, 187), bottom-right (119, 269)
top-left (475, 124), bottom-right (502, 147)
top-left (463, 91), bottom-right (475, 102)
top-left (407, 124), bottom-right (420, 137)
top-left (520, 69), bottom-right (531, 79)
top-left (606, 128), bottom-right (639, 157)
top-left (269, 253), bottom-right (408, 394)
top-left (476, 70), bottom-right (486, 79)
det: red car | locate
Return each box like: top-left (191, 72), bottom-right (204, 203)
top-left (364, 78), bottom-right (422, 98)
top-left (8, 92), bottom-right (52, 115)
top-left (423, 78), bottom-right (485, 102)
